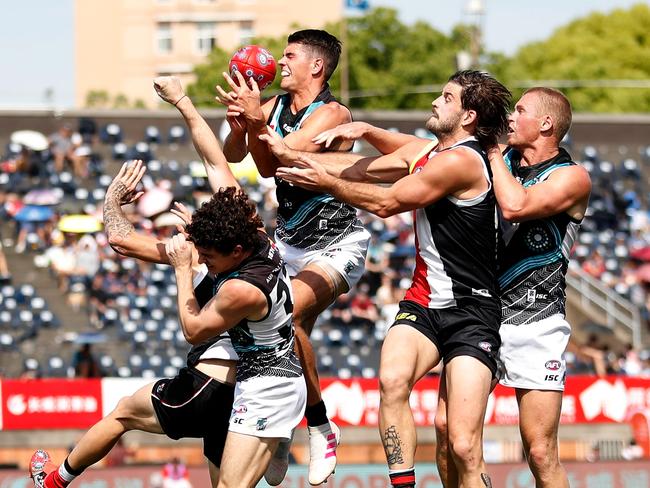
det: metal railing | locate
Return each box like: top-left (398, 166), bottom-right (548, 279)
top-left (566, 267), bottom-right (642, 348)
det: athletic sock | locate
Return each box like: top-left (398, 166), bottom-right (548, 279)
top-left (46, 458), bottom-right (83, 487)
top-left (305, 400), bottom-right (329, 427)
top-left (389, 467), bottom-right (416, 488)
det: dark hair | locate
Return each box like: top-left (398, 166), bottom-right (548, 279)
top-left (186, 187), bottom-right (263, 254)
top-left (288, 29), bottom-right (342, 81)
top-left (448, 70), bottom-right (511, 147)
top-left (523, 87), bottom-right (572, 142)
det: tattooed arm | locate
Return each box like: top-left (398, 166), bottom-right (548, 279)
top-left (103, 160), bottom-right (171, 264)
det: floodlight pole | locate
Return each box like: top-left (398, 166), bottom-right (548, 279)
top-left (341, 13), bottom-right (350, 106)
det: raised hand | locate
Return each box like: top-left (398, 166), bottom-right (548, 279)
top-left (106, 160), bottom-right (146, 206)
top-left (165, 233), bottom-right (193, 269)
top-left (275, 155), bottom-right (330, 191)
top-left (153, 76), bottom-right (186, 106)
top-left (312, 122), bottom-right (371, 148)
top-left (221, 71), bottom-right (264, 123)
top-left (258, 126), bottom-right (294, 164)
top-left (170, 201), bottom-right (192, 226)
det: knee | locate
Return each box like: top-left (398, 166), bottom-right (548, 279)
top-left (526, 439), bottom-right (557, 473)
top-left (379, 370), bottom-right (411, 404)
top-left (449, 434), bottom-right (481, 469)
top-left (434, 411), bottom-right (448, 444)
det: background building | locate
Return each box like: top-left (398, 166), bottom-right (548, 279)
top-left (74, 0), bottom-right (343, 108)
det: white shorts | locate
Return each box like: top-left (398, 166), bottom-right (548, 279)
top-left (498, 313), bottom-right (571, 391)
top-left (229, 374), bottom-right (306, 440)
top-left (276, 229), bottom-right (370, 290)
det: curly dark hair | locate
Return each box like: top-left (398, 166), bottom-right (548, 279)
top-left (448, 70), bottom-right (511, 147)
top-left (186, 187), bottom-right (263, 254)
top-left (288, 29), bottom-right (342, 81)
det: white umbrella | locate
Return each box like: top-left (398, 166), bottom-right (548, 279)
top-left (10, 130), bottom-right (49, 151)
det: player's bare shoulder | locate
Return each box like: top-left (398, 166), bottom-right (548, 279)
top-left (548, 162), bottom-right (592, 197)
top-left (310, 101), bottom-right (352, 126)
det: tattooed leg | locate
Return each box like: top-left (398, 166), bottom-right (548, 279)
top-left (481, 473), bottom-right (492, 487)
top-left (383, 426), bottom-right (404, 465)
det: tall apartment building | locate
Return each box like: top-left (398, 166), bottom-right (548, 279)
top-left (75, 0), bottom-right (343, 108)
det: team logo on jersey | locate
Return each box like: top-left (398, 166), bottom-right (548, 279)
top-left (545, 360), bottom-right (562, 371)
top-left (344, 260), bottom-right (355, 274)
top-left (478, 341), bottom-right (492, 352)
top-left (526, 289), bottom-right (537, 303)
top-left (395, 312), bottom-right (417, 322)
top-left (256, 417), bottom-right (268, 431)
top-left (318, 219), bottom-right (328, 230)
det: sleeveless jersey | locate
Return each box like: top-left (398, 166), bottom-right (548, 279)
top-left (498, 147), bottom-right (581, 325)
top-left (212, 232), bottom-right (302, 382)
top-left (186, 264), bottom-right (237, 367)
top-left (267, 85), bottom-right (364, 251)
top-left (404, 137), bottom-right (499, 309)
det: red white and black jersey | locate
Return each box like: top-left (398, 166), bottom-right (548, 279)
top-left (403, 137), bottom-right (499, 309)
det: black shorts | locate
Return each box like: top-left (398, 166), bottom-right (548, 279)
top-left (151, 366), bottom-right (235, 467)
top-left (390, 299), bottom-right (501, 376)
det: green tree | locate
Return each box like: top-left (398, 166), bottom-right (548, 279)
top-left (334, 9), bottom-right (470, 109)
top-left (490, 3), bottom-right (650, 112)
top-left (85, 90), bottom-right (110, 108)
top-left (112, 93), bottom-right (130, 109)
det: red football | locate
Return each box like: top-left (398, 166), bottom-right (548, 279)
top-left (228, 45), bottom-right (277, 90)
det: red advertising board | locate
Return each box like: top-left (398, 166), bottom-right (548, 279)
top-left (0, 379), bottom-right (102, 430)
top-left (1, 375), bottom-right (650, 430)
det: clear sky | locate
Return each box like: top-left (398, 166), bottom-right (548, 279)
top-left (0, 0), bottom-right (645, 109)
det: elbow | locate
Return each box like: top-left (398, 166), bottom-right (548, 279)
top-left (500, 205), bottom-right (525, 222)
top-left (373, 203), bottom-right (397, 219)
top-left (183, 328), bottom-right (203, 346)
top-left (182, 321), bottom-right (208, 345)
top-left (107, 235), bottom-right (129, 256)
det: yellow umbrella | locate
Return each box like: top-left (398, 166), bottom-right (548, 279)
top-left (189, 155), bottom-right (260, 184)
top-left (58, 214), bottom-right (103, 234)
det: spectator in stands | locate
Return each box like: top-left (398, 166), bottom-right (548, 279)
top-left (71, 343), bottom-right (102, 378)
top-left (49, 124), bottom-right (80, 174)
top-left (87, 274), bottom-right (111, 329)
top-left (162, 457), bottom-right (192, 488)
top-left (350, 283), bottom-right (379, 330)
top-left (329, 292), bottom-right (353, 328)
top-left (582, 249), bottom-right (606, 279)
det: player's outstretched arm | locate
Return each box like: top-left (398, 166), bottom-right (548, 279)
top-left (153, 76), bottom-right (240, 192)
top-left (276, 148), bottom-right (474, 218)
top-left (313, 122), bottom-right (421, 155)
top-left (166, 234), bottom-right (267, 344)
top-left (261, 127), bottom-right (415, 183)
top-left (487, 145), bottom-right (591, 222)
